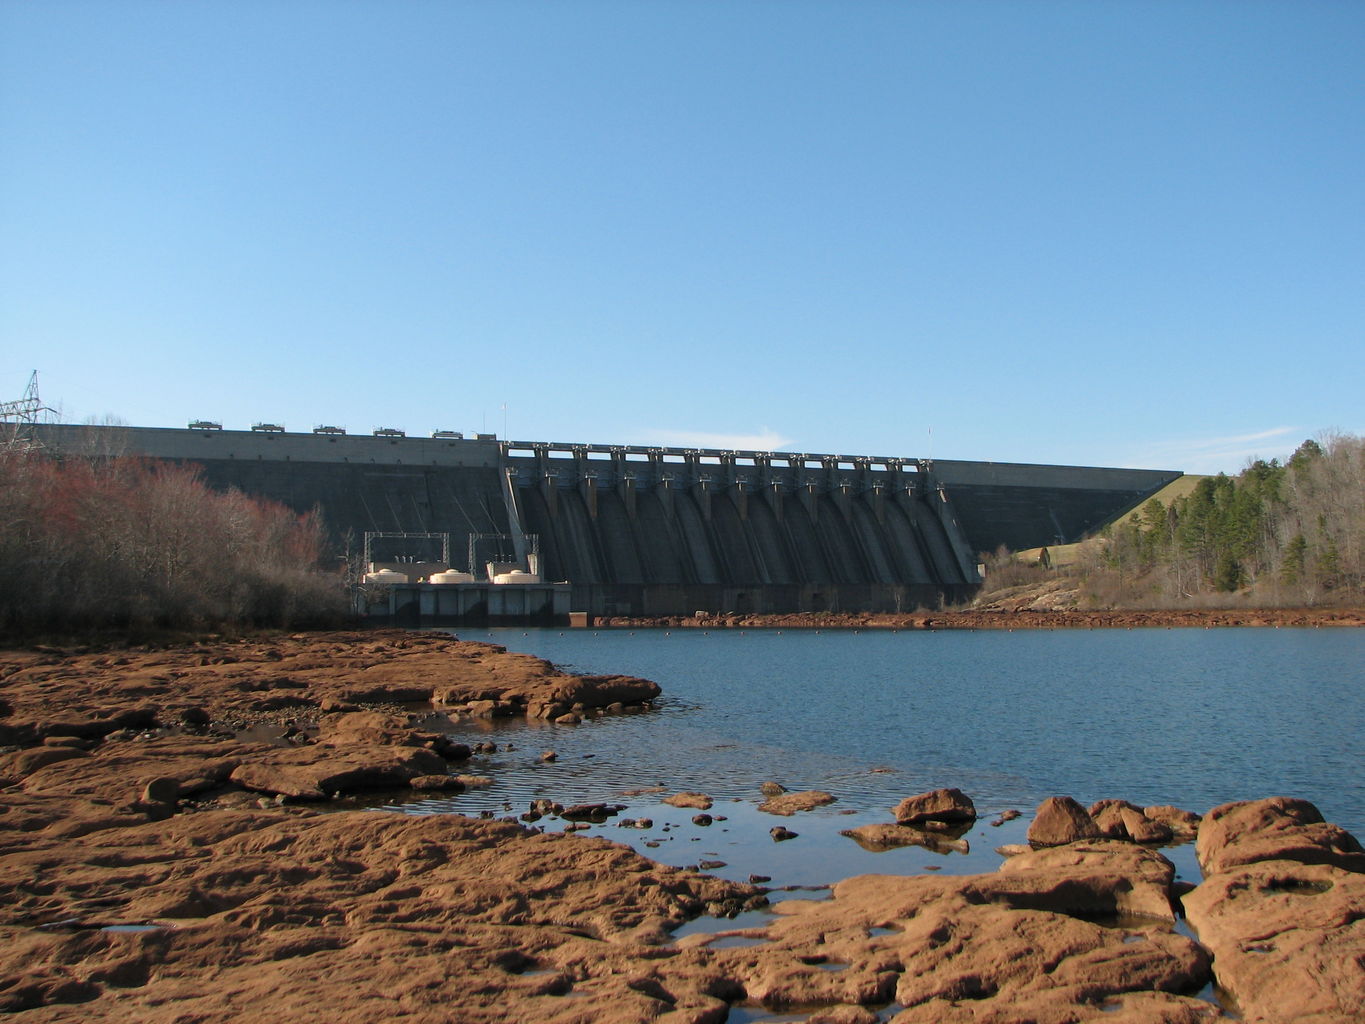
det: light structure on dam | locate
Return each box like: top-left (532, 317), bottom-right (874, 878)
top-left (29, 424), bottom-right (1182, 617)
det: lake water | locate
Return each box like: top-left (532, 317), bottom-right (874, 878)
top-left (384, 626), bottom-right (1364, 892)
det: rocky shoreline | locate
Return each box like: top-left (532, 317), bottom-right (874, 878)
top-left (591, 606), bottom-right (1365, 631)
top-left (2, 630), bottom-right (1363, 1022)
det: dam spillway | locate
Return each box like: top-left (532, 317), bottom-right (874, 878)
top-left (30, 424), bottom-right (1181, 617)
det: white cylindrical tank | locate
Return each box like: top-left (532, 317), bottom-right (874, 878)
top-left (492, 571), bottom-right (540, 584)
top-left (363, 569), bottom-right (408, 585)
top-left (428, 569), bottom-right (475, 584)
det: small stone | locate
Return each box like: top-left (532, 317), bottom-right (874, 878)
top-left (141, 777), bottom-right (180, 804)
top-left (1121, 805), bottom-right (1173, 844)
top-left (561, 803), bottom-right (623, 822)
top-left (748, 874), bottom-right (771, 884)
top-left (179, 706), bottom-right (211, 727)
top-left (770, 826), bottom-right (798, 842)
top-left (692, 814), bottom-right (713, 827)
top-left (540, 750), bottom-right (557, 762)
top-left (1143, 804), bottom-right (1202, 839)
top-left (760, 781), bottom-right (787, 797)
top-left (1089, 799), bottom-right (1141, 838)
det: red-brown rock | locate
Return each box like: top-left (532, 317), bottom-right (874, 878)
top-left (1089, 798), bottom-right (1141, 838)
top-left (229, 744), bottom-right (448, 799)
top-left (759, 790), bottom-right (836, 815)
top-left (717, 841), bottom-right (1208, 1021)
top-left (1196, 796), bottom-right (1365, 876)
top-left (1027, 796), bottom-right (1104, 846)
top-left (892, 787), bottom-right (976, 825)
top-left (1143, 804), bottom-right (1201, 839)
top-left (1184, 797), bottom-right (1365, 1023)
top-left (0, 810), bottom-right (760, 1022)
top-left (1121, 805), bottom-right (1173, 844)
top-left (663, 792), bottom-right (713, 810)
top-left (0, 744), bottom-right (89, 784)
top-left (840, 824), bottom-right (968, 855)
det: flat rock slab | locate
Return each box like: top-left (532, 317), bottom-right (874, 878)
top-left (758, 790), bottom-right (836, 815)
top-left (0, 631), bottom-right (660, 747)
top-left (228, 744), bottom-right (448, 799)
top-left (0, 809), bottom-right (1220, 1023)
top-left (840, 823), bottom-right (968, 855)
top-left (0, 809), bottom-right (759, 1021)
top-left (663, 792), bottom-right (713, 810)
top-left (708, 840), bottom-right (1209, 1022)
top-left (1184, 797), bottom-right (1365, 1022)
top-left (1196, 795), bottom-right (1365, 876)
top-left (12, 736), bottom-right (276, 808)
top-left (1184, 860), bottom-right (1365, 1024)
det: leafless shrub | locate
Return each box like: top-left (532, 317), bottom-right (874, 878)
top-left (0, 451), bottom-right (349, 633)
top-left (976, 545), bottom-right (1052, 596)
top-left (1071, 432), bottom-right (1362, 609)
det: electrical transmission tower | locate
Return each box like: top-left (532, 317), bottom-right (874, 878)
top-left (0, 371), bottom-right (56, 455)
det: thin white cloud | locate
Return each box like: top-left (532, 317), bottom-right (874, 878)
top-left (643, 427), bottom-right (795, 452)
top-left (1174, 426), bottom-right (1299, 449)
top-left (1125, 426), bottom-right (1304, 475)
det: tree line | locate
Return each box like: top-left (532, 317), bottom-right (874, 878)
top-left (1084, 433), bottom-right (1362, 607)
top-left (0, 450), bottom-right (348, 634)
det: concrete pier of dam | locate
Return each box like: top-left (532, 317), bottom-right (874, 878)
top-left (29, 424), bottom-right (1181, 617)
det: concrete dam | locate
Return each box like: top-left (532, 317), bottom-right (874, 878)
top-left (32, 424), bottom-right (1181, 617)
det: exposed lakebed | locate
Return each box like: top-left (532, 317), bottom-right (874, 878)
top-left (5, 627), bottom-right (1362, 1022)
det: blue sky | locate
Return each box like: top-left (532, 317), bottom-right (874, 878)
top-left (2, 1), bottom-right (1361, 474)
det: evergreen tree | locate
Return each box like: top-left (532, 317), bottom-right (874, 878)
top-left (1289, 438), bottom-right (1324, 473)
top-left (1214, 551), bottom-right (1243, 592)
top-left (1281, 533), bottom-right (1308, 585)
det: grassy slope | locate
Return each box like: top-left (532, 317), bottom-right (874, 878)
top-left (1014, 475), bottom-right (1208, 568)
